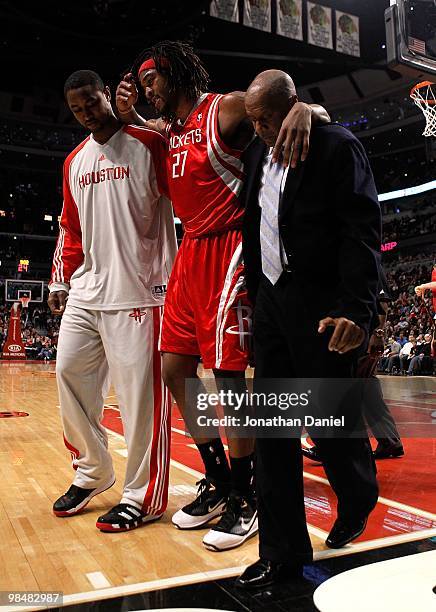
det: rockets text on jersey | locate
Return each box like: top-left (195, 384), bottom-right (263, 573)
top-left (166, 93), bottom-right (245, 237)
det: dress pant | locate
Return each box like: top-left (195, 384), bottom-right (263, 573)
top-left (253, 275), bottom-right (378, 564)
top-left (364, 376), bottom-right (402, 446)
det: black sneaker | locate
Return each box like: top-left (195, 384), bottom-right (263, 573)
top-left (96, 503), bottom-right (163, 532)
top-left (53, 479), bottom-right (115, 517)
top-left (171, 477), bottom-right (229, 529)
top-left (203, 491), bottom-right (258, 551)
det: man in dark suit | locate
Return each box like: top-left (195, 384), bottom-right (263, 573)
top-left (302, 266), bottom-right (405, 464)
top-left (237, 70), bottom-right (381, 589)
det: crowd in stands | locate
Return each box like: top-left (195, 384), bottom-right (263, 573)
top-left (0, 118), bottom-right (84, 153)
top-left (0, 167), bottom-right (61, 236)
top-left (382, 194), bottom-right (435, 217)
top-left (372, 152), bottom-right (435, 195)
top-left (379, 332), bottom-right (433, 375)
top-left (0, 302), bottom-right (59, 360)
top-left (384, 247), bottom-right (436, 268)
top-left (334, 89), bottom-right (420, 134)
top-left (0, 236), bottom-right (56, 279)
top-left (378, 259), bottom-right (435, 375)
top-left (383, 210), bottom-right (436, 243)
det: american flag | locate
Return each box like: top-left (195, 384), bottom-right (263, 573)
top-left (408, 36), bottom-right (426, 55)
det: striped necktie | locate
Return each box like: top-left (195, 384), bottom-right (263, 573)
top-left (260, 157), bottom-right (284, 285)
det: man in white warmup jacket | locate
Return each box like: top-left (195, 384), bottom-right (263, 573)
top-left (49, 69), bottom-right (177, 532)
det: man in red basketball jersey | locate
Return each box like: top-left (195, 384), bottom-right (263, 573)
top-left (116, 41), bottom-right (330, 551)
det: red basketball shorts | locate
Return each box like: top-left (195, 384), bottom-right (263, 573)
top-left (160, 228), bottom-right (252, 371)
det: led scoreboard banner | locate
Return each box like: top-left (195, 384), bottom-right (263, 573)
top-left (381, 241), bottom-right (398, 252)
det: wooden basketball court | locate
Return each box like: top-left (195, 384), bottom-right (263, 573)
top-left (0, 361), bottom-right (435, 610)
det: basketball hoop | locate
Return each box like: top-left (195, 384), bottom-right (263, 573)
top-left (410, 81), bottom-right (436, 137)
top-left (19, 296), bottom-right (30, 309)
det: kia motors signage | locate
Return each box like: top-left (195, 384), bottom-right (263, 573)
top-left (1, 303), bottom-right (26, 360)
top-left (8, 345), bottom-right (22, 352)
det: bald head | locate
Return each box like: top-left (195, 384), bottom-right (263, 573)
top-left (245, 70), bottom-right (298, 146)
top-left (247, 70), bottom-right (296, 106)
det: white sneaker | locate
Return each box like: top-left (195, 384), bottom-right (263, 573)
top-left (203, 492), bottom-right (258, 551)
top-left (172, 477), bottom-right (228, 529)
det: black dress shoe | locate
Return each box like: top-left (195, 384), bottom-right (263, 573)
top-left (373, 442), bottom-right (404, 459)
top-left (326, 517), bottom-right (367, 548)
top-left (235, 558), bottom-right (303, 589)
top-left (301, 445), bottom-right (322, 463)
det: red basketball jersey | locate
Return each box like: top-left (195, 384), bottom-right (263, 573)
top-left (166, 93), bottom-right (244, 237)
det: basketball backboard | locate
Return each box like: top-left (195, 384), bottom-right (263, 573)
top-left (385, 0), bottom-right (436, 78)
top-left (5, 279), bottom-right (44, 303)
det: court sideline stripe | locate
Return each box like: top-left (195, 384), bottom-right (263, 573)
top-left (302, 470), bottom-right (436, 522)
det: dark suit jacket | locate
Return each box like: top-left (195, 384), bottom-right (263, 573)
top-left (241, 124), bottom-right (382, 338)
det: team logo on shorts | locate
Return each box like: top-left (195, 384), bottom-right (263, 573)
top-left (225, 301), bottom-right (253, 350)
top-left (129, 308), bottom-right (147, 323)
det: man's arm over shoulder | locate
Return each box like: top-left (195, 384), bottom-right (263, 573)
top-left (218, 91), bottom-right (330, 162)
top-left (218, 91), bottom-right (253, 149)
top-left (327, 128), bottom-right (382, 338)
top-left (124, 125), bottom-right (169, 198)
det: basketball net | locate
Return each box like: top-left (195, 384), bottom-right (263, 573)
top-left (410, 81), bottom-right (436, 137)
top-left (19, 296), bottom-right (30, 309)
top-left (18, 296), bottom-right (30, 327)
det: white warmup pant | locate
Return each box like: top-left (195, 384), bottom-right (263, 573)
top-left (56, 304), bottom-right (171, 514)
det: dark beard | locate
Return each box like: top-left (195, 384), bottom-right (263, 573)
top-left (147, 98), bottom-right (174, 122)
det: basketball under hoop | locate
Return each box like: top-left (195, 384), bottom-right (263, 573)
top-left (19, 296), bottom-right (30, 309)
top-left (410, 81), bottom-right (436, 137)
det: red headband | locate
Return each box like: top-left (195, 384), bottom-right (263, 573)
top-left (137, 57), bottom-right (169, 78)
